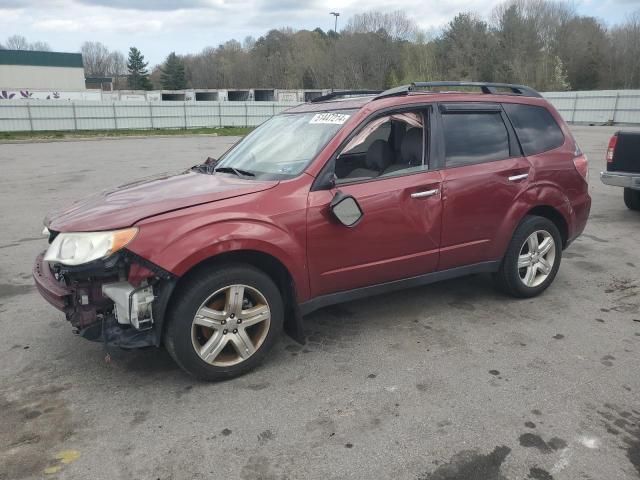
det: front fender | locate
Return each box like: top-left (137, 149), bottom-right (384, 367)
top-left (128, 216), bottom-right (309, 301)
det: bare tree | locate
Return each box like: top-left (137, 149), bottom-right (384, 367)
top-left (81, 41), bottom-right (111, 76)
top-left (81, 41), bottom-right (124, 77)
top-left (6, 35), bottom-right (29, 50)
top-left (183, 48), bottom-right (218, 89)
top-left (110, 51), bottom-right (126, 75)
top-left (4, 35), bottom-right (50, 51)
top-left (345, 10), bottom-right (419, 41)
top-left (149, 64), bottom-right (163, 90)
top-left (243, 36), bottom-right (256, 50)
top-left (608, 10), bottom-right (640, 89)
top-left (30, 41), bottom-right (51, 51)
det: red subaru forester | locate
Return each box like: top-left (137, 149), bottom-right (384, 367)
top-left (34, 82), bottom-right (591, 380)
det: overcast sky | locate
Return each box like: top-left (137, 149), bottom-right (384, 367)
top-left (1, 0), bottom-right (639, 65)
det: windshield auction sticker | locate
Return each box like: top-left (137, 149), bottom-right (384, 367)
top-left (309, 113), bottom-right (350, 125)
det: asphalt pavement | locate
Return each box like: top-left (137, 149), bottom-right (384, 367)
top-left (0, 126), bottom-right (639, 480)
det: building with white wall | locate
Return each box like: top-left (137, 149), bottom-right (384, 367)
top-left (0, 50), bottom-right (86, 93)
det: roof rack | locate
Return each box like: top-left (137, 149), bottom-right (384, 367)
top-left (310, 90), bottom-right (383, 103)
top-left (375, 82), bottom-right (542, 100)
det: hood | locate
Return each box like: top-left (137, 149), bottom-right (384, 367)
top-left (46, 170), bottom-right (278, 232)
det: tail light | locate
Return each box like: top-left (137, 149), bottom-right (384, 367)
top-left (572, 142), bottom-right (588, 182)
top-left (606, 134), bottom-right (617, 163)
top-left (573, 153), bottom-right (589, 182)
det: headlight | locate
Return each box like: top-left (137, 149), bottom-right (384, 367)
top-left (44, 228), bottom-right (138, 266)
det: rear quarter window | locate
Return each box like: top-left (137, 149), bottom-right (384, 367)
top-left (503, 103), bottom-right (565, 156)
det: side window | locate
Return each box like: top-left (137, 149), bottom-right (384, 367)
top-left (442, 112), bottom-right (510, 168)
top-left (503, 103), bottom-right (565, 156)
top-left (335, 111), bottom-right (428, 183)
top-left (342, 122), bottom-right (391, 156)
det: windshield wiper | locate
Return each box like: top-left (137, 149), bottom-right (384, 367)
top-left (191, 157), bottom-right (218, 174)
top-left (191, 163), bottom-right (214, 174)
top-left (214, 166), bottom-right (255, 177)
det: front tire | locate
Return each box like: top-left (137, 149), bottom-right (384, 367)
top-left (494, 216), bottom-right (562, 298)
top-left (165, 264), bottom-right (284, 381)
top-left (624, 188), bottom-right (640, 211)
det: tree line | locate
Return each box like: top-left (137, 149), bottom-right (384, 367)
top-left (3, 0), bottom-right (640, 92)
top-left (176, 2), bottom-right (639, 92)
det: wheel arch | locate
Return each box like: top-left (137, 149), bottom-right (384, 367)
top-left (496, 181), bottom-right (573, 259)
top-left (494, 198), bottom-right (572, 261)
top-left (175, 249), bottom-right (294, 297)
top-left (525, 205), bottom-right (569, 248)
top-left (163, 249), bottom-right (304, 344)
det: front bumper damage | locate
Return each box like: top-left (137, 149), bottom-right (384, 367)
top-left (33, 250), bottom-right (176, 349)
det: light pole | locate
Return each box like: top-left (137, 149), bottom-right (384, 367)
top-left (330, 11), bottom-right (340, 34)
top-left (330, 12), bottom-right (340, 91)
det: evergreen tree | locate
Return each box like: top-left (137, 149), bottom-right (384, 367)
top-left (126, 47), bottom-right (152, 90)
top-left (160, 52), bottom-right (186, 90)
top-left (302, 66), bottom-right (316, 88)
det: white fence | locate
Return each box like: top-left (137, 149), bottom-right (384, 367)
top-left (542, 90), bottom-right (640, 124)
top-left (1, 91), bottom-right (640, 132)
top-left (0, 101), bottom-right (300, 132)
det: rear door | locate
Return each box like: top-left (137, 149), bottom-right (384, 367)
top-left (436, 103), bottom-right (531, 270)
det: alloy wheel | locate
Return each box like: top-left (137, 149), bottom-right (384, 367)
top-left (517, 230), bottom-right (556, 288)
top-left (191, 284), bottom-right (271, 367)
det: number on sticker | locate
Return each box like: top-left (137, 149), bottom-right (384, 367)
top-left (309, 113), bottom-right (350, 125)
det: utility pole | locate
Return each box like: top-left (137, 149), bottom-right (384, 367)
top-left (330, 11), bottom-right (340, 92)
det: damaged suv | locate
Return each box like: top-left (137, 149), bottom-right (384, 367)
top-left (34, 82), bottom-right (591, 380)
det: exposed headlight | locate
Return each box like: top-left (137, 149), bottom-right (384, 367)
top-left (44, 228), bottom-right (138, 266)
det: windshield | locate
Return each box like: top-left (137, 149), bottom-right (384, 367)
top-left (215, 111), bottom-right (353, 180)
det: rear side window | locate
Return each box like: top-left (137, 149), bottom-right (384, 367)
top-left (503, 103), bottom-right (564, 156)
top-left (442, 112), bottom-right (510, 167)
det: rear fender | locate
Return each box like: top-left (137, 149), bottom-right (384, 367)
top-left (493, 183), bottom-right (572, 258)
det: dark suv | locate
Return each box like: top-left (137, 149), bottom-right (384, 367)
top-left (34, 82), bottom-right (591, 380)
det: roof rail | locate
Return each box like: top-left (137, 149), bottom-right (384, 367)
top-left (311, 90), bottom-right (383, 103)
top-left (375, 82), bottom-right (542, 100)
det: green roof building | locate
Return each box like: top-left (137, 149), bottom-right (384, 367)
top-left (0, 50), bottom-right (86, 91)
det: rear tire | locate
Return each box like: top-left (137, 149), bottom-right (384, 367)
top-left (165, 264), bottom-right (284, 381)
top-left (624, 188), bottom-right (640, 211)
top-left (494, 215), bottom-right (562, 298)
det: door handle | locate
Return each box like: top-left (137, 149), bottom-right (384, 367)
top-left (411, 189), bottom-right (439, 199)
top-left (508, 173), bottom-right (529, 182)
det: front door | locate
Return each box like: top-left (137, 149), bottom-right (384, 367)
top-left (306, 107), bottom-right (443, 297)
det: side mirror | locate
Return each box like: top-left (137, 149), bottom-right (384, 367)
top-left (330, 191), bottom-right (363, 227)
